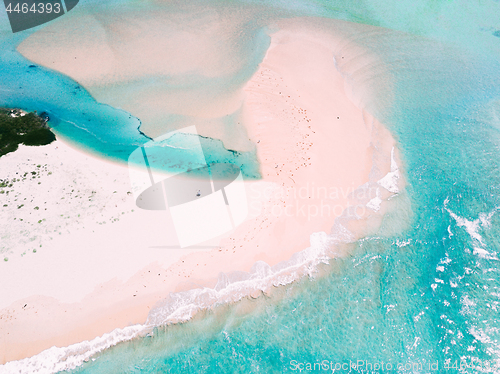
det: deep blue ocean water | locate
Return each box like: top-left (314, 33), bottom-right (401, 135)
top-left (1, 0), bottom-right (500, 372)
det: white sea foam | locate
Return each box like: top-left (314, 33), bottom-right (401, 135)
top-left (473, 247), bottom-right (498, 260)
top-left (445, 200), bottom-right (499, 252)
top-left (367, 187), bottom-right (382, 212)
top-left (1, 41), bottom-right (406, 374)
top-left (1, 150), bottom-right (402, 373)
top-left (469, 326), bottom-right (500, 371)
top-left (479, 210), bottom-right (497, 229)
top-left (377, 147), bottom-right (400, 193)
top-left (460, 295), bottom-right (477, 316)
top-left (440, 256), bottom-right (452, 265)
top-left (0, 227), bottom-right (349, 374)
top-left (395, 239), bottom-right (411, 247)
top-left (0, 325), bottom-right (151, 374)
top-left (447, 209), bottom-right (484, 244)
top-left (147, 231), bottom-right (339, 326)
top-left (145, 145), bottom-right (402, 328)
top-left (447, 225), bottom-right (454, 238)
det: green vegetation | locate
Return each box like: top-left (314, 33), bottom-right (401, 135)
top-left (0, 108), bottom-right (56, 157)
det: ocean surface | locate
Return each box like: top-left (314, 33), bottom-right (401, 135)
top-left (0, 0), bottom-right (269, 178)
top-left (1, 0), bottom-right (500, 372)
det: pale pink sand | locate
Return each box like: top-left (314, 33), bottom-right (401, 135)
top-left (16, 3), bottom-right (260, 147)
top-left (1, 19), bottom-right (401, 366)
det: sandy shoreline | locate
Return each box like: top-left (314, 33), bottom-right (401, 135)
top-left (1, 18), bottom-right (401, 369)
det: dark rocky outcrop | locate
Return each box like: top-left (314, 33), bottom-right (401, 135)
top-left (0, 108), bottom-right (56, 157)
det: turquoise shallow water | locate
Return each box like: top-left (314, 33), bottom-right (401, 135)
top-left (0, 1), bottom-right (269, 178)
top-left (0, 14), bottom-right (148, 162)
top-left (70, 57), bottom-right (500, 374)
top-left (2, 0), bottom-right (500, 372)
top-left (66, 2), bottom-right (500, 373)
